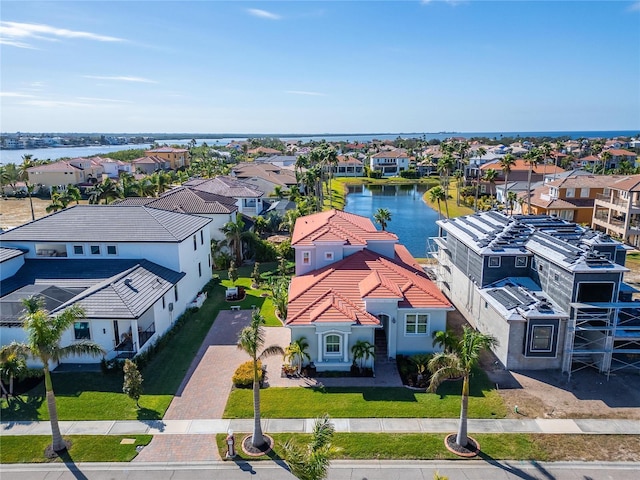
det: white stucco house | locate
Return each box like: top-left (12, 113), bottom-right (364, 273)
top-left (0, 205), bottom-right (212, 366)
top-left (369, 150), bottom-right (410, 177)
top-left (286, 210), bottom-right (453, 372)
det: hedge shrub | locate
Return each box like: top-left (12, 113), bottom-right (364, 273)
top-left (232, 360), bottom-right (262, 388)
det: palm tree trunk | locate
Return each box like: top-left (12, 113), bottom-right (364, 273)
top-left (436, 200), bottom-right (442, 220)
top-left (44, 367), bottom-right (66, 451)
top-left (474, 170), bottom-right (480, 212)
top-left (456, 375), bottom-right (470, 448)
top-left (526, 166), bottom-right (533, 215)
top-left (28, 192), bottom-right (35, 221)
top-left (252, 358), bottom-right (265, 448)
top-left (504, 171), bottom-right (510, 213)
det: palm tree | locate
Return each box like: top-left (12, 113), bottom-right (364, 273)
top-left (507, 191), bottom-right (518, 215)
top-left (373, 208), bottom-right (392, 231)
top-left (473, 147), bottom-right (487, 212)
top-left (482, 169), bottom-right (498, 206)
top-left (0, 347), bottom-right (27, 396)
top-left (600, 150), bottom-right (612, 175)
top-left (18, 154), bottom-right (36, 221)
top-left (66, 184), bottom-right (81, 205)
top-left (351, 340), bottom-right (375, 372)
top-left (432, 329), bottom-right (458, 353)
top-left (499, 153), bottom-right (516, 213)
top-left (237, 311), bottom-right (285, 449)
top-left (221, 216), bottom-right (247, 264)
top-left (522, 149), bottom-right (539, 215)
top-left (284, 337), bottom-right (311, 375)
top-left (46, 193), bottom-right (66, 213)
top-left (281, 414), bottom-right (335, 480)
top-left (429, 186), bottom-right (448, 219)
top-left (0, 298), bottom-right (104, 453)
top-left (428, 326), bottom-right (498, 450)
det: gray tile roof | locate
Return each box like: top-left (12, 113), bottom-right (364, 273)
top-left (184, 176), bottom-right (264, 198)
top-left (116, 187), bottom-right (237, 214)
top-left (0, 205), bottom-right (211, 243)
top-left (53, 260), bottom-right (184, 319)
top-left (0, 247), bottom-right (25, 263)
top-left (0, 258), bottom-right (184, 322)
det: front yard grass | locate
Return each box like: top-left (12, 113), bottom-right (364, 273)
top-left (215, 433), bottom-right (640, 462)
top-left (224, 381), bottom-right (507, 419)
top-left (1, 262), bottom-right (280, 421)
top-left (0, 435), bottom-right (152, 463)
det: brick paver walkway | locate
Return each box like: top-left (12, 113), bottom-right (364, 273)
top-left (133, 434), bottom-right (220, 462)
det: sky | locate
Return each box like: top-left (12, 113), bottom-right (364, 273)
top-left (1, 0), bottom-right (639, 134)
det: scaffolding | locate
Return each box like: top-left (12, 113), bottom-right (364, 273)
top-left (565, 302), bottom-right (640, 380)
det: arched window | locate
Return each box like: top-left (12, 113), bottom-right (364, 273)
top-left (325, 334), bottom-right (341, 355)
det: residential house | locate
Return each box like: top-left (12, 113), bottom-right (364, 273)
top-left (115, 186), bottom-right (238, 241)
top-left (593, 175), bottom-right (640, 247)
top-left (145, 147), bottom-right (190, 169)
top-left (433, 211), bottom-right (638, 376)
top-left (27, 160), bottom-right (89, 192)
top-left (132, 155), bottom-right (171, 174)
top-left (525, 175), bottom-right (617, 223)
top-left (93, 157), bottom-right (133, 178)
top-left (335, 155), bottom-right (364, 177)
top-left (184, 176), bottom-right (265, 216)
top-left (247, 147), bottom-right (282, 156)
top-left (604, 149), bottom-right (638, 169)
top-left (0, 205), bottom-right (212, 365)
top-left (286, 210), bottom-right (453, 372)
top-left (231, 162), bottom-right (298, 196)
top-left (369, 150), bottom-right (410, 177)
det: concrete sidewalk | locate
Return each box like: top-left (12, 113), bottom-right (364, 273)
top-left (3, 417), bottom-right (640, 436)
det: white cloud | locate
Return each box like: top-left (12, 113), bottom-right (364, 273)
top-left (246, 8), bottom-right (281, 20)
top-left (286, 90), bottom-right (327, 97)
top-left (77, 97), bottom-right (134, 104)
top-left (0, 21), bottom-right (126, 49)
top-left (83, 75), bottom-right (158, 84)
top-left (629, 2), bottom-right (640, 12)
top-left (0, 92), bottom-right (35, 98)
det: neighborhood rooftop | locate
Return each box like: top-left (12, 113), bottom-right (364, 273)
top-left (0, 205), bottom-right (212, 243)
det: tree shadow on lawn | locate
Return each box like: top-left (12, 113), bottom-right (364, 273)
top-left (136, 407), bottom-right (162, 421)
top-left (319, 387), bottom-right (419, 402)
top-left (0, 392), bottom-right (44, 421)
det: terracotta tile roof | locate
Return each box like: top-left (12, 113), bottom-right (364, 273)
top-left (371, 150), bottom-right (409, 159)
top-left (337, 155), bottom-right (363, 165)
top-left (286, 249), bottom-right (451, 326)
top-left (480, 159), bottom-right (565, 174)
top-left (607, 149), bottom-right (637, 156)
top-left (132, 155), bottom-right (168, 165)
top-left (291, 209), bottom-right (397, 246)
top-left (605, 175), bottom-right (640, 192)
top-left (545, 175), bottom-right (621, 189)
top-left (27, 160), bottom-right (80, 173)
top-left (145, 147), bottom-right (188, 153)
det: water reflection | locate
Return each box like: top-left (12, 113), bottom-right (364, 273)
top-left (344, 183), bottom-right (439, 258)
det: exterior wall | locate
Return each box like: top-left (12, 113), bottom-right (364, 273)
top-left (395, 308), bottom-right (447, 356)
top-left (176, 227), bottom-right (212, 316)
top-left (28, 170), bottom-right (83, 189)
top-left (365, 298), bottom-right (400, 357)
top-left (0, 255), bottom-right (25, 280)
top-left (481, 254), bottom-right (531, 287)
top-left (206, 213), bottom-right (234, 241)
top-left (294, 246), bottom-right (316, 276)
top-left (292, 323), bottom-right (376, 372)
top-left (365, 240), bottom-right (396, 259)
top-left (313, 243), bottom-right (345, 271)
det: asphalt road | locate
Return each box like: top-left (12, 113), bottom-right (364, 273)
top-left (2, 460), bottom-right (639, 480)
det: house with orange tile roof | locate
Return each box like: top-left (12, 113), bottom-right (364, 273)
top-left (369, 149), bottom-right (409, 177)
top-left (145, 147), bottom-right (190, 169)
top-left (593, 174), bottom-right (640, 247)
top-left (287, 210), bottom-right (453, 372)
top-left (524, 175), bottom-right (618, 224)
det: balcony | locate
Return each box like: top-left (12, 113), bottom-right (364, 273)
top-left (596, 194), bottom-right (628, 209)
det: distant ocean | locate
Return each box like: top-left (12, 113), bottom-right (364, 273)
top-left (1, 130), bottom-right (637, 164)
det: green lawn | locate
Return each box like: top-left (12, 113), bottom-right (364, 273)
top-left (224, 381), bottom-right (507, 419)
top-left (217, 262), bottom-right (283, 327)
top-left (216, 432), bottom-right (640, 462)
top-left (0, 435), bottom-right (152, 463)
top-left (0, 262), bottom-right (282, 421)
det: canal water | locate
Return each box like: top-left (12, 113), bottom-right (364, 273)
top-left (344, 184), bottom-right (440, 258)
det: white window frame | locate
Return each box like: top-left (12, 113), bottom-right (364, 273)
top-left (90, 245), bottom-right (101, 255)
top-left (565, 188), bottom-right (575, 198)
top-left (515, 256), bottom-right (527, 268)
top-left (405, 313), bottom-right (429, 335)
top-left (488, 256), bottom-right (501, 268)
top-left (324, 251), bottom-right (334, 261)
top-left (324, 334), bottom-right (342, 356)
top-left (530, 324), bottom-right (554, 353)
top-left (74, 321), bottom-right (91, 340)
top-left (302, 251), bottom-right (311, 265)
top-left (580, 188), bottom-right (590, 198)
top-left (73, 245), bottom-right (84, 255)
